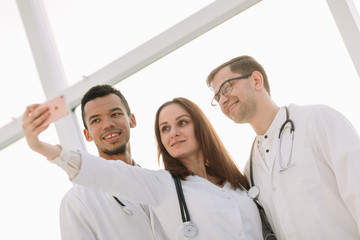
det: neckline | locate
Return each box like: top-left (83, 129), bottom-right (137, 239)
top-left (186, 175), bottom-right (229, 189)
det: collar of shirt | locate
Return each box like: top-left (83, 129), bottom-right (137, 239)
top-left (256, 107), bottom-right (286, 166)
top-left (132, 159), bottom-right (140, 167)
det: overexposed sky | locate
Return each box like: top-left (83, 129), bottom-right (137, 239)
top-left (1, 0), bottom-right (360, 239)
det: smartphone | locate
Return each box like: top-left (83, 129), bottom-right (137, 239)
top-left (39, 95), bottom-right (69, 127)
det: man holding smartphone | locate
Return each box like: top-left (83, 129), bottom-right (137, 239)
top-left (23, 85), bottom-right (164, 239)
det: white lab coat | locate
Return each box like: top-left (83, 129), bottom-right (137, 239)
top-left (60, 184), bottom-right (160, 239)
top-left (244, 104), bottom-right (360, 239)
top-left (72, 151), bottom-right (263, 240)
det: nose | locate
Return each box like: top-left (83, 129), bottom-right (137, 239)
top-left (102, 117), bottom-right (115, 129)
top-left (218, 93), bottom-right (229, 106)
top-left (170, 126), bottom-right (179, 137)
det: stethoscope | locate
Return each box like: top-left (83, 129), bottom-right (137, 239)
top-left (112, 161), bottom-right (142, 216)
top-left (277, 106), bottom-right (295, 171)
top-left (113, 196), bottom-right (133, 216)
top-left (245, 107), bottom-right (294, 240)
top-left (173, 176), bottom-right (198, 238)
top-left (249, 106), bottom-right (295, 198)
top-left (115, 175), bottom-right (198, 237)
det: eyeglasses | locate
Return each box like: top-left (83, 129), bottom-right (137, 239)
top-left (211, 73), bottom-right (252, 106)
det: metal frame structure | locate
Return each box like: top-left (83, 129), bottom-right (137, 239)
top-left (0, 0), bottom-right (359, 150)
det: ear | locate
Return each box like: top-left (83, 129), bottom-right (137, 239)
top-left (129, 114), bottom-right (137, 128)
top-left (252, 71), bottom-right (264, 91)
top-left (83, 128), bottom-right (93, 142)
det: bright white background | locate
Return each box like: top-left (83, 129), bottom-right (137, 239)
top-left (1, 0), bottom-right (359, 239)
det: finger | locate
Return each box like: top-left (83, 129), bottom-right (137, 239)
top-left (22, 104), bottom-right (43, 129)
top-left (22, 106), bottom-right (50, 134)
top-left (30, 110), bottom-right (51, 130)
top-left (25, 105), bottom-right (49, 126)
top-left (33, 123), bottom-right (50, 136)
top-left (32, 105), bottom-right (49, 119)
top-left (23, 104), bottom-right (40, 121)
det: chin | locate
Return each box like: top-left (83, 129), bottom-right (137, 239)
top-left (230, 114), bottom-right (244, 124)
top-left (171, 152), bottom-right (185, 159)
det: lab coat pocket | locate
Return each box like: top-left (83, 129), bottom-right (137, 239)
top-left (281, 148), bottom-right (321, 194)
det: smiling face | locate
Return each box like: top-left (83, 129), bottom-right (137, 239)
top-left (212, 66), bottom-right (257, 123)
top-left (158, 103), bottom-right (201, 162)
top-left (83, 93), bottom-right (136, 159)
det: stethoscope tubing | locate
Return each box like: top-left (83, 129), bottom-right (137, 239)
top-left (247, 107), bottom-right (295, 240)
top-left (174, 176), bottom-right (191, 222)
top-left (173, 176), bottom-right (198, 238)
top-left (250, 106), bottom-right (295, 187)
top-left (112, 162), bottom-right (141, 216)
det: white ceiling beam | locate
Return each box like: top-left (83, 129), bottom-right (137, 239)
top-left (64, 0), bottom-right (262, 108)
top-left (0, 0), bottom-right (261, 150)
top-left (326, 0), bottom-right (360, 79)
top-left (3, 0), bottom-right (87, 151)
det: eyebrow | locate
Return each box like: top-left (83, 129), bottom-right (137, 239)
top-left (88, 107), bottom-right (124, 122)
top-left (88, 114), bottom-right (100, 123)
top-left (159, 114), bottom-right (191, 127)
top-left (110, 107), bottom-right (123, 113)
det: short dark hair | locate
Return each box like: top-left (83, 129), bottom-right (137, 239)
top-left (81, 84), bottom-right (131, 129)
top-left (206, 55), bottom-right (271, 95)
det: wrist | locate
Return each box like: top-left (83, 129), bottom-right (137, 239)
top-left (34, 141), bottom-right (62, 160)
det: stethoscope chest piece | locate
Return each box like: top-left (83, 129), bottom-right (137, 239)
top-left (113, 196), bottom-right (133, 216)
top-left (182, 221), bottom-right (197, 238)
top-left (122, 206), bottom-right (133, 216)
top-left (248, 186), bottom-right (260, 200)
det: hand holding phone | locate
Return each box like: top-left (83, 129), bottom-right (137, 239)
top-left (39, 95), bottom-right (68, 128)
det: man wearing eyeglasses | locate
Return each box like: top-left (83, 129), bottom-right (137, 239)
top-left (206, 55), bottom-right (360, 239)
